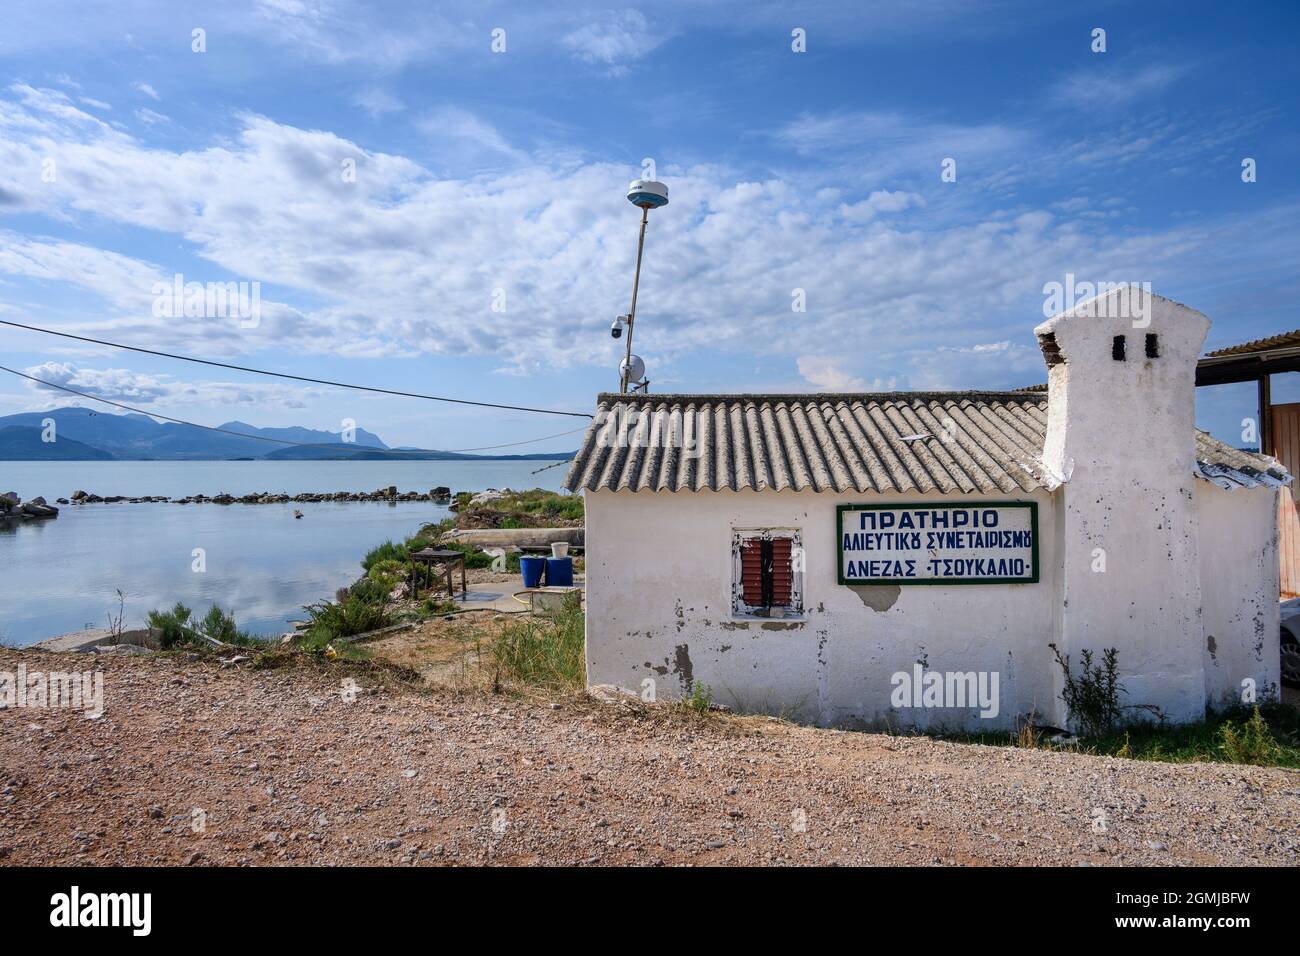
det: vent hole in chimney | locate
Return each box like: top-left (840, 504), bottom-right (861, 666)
top-left (1145, 333), bottom-right (1159, 358)
top-left (1112, 335), bottom-right (1126, 361)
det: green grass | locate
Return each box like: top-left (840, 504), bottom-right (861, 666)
top-left (489, 602), bottom-right (585, 692)
top-left (457, 488), bottom-right (583, 522)
top-left (501, 489), bottom-right (584, 521)
top-left (945, 702), bottom-right (1300, 768)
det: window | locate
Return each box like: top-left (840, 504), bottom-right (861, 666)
top-left (732, 529), bottom-right (803, 618)
top-left (1145, 333), bottom-right (1159, 358)
top-left (1112, 334), bottom-right (1126, 361)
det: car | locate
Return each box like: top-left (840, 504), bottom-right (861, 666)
top-left (1279, 598), bottom-right (1300, 688)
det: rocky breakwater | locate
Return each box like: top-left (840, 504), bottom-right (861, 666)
top-left (65, 486), bottom-right (453, 506)
top-left (0, 491), bottom-right (59, 519)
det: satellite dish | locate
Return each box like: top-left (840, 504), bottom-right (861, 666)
top-left (621, 354), bottom-right (646, 384)
top-left (627, 180), bottom-right (668, 209)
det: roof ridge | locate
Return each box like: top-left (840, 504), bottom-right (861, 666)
top-left (596, 390), bottom-right (1046, 404)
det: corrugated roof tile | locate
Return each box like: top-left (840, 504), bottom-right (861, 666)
top-left (564, 392), bottom-right (1292, 494)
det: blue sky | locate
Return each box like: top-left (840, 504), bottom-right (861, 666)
top-left (0, 0), bottom-right (1297, 451)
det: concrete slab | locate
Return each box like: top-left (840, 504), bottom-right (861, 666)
top-left (31, 627), bottom-right (159, 653)
top-left (455, 587), bottom-right (529, 614)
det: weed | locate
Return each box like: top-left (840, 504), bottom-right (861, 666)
top-left (1050, 643), bottom-right (1124, 737)
top-left (1219, 706), bottom-right (1283, 766)
top-left (680, 680), bottom-right (715, 713)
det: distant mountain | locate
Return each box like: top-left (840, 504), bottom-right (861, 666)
top-left (0, 407), bottom-right (574, 461)
top-left (215, 421), bottom-right (386, 449)
top-left (0, 426), bottom-right (116, 460)
top-left (263, 445), bottom-right (573, 462)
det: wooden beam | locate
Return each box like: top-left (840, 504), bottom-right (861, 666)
top-left (1260, 373), bottom-right (1273, 455)
top-left (1198, 353), bottom-right (1300, 387)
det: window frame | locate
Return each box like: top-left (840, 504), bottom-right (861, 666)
top-left (731, 527), bottom-right (804, 619)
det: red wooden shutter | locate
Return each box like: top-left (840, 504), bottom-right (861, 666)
top-left (740, 535), bottom-right (793, 608)
top-left (769, 537), bottom-right (793, 606)
top-left (740, 537), bottom-right (765, 606)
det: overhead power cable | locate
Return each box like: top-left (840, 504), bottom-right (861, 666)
top-left (0, 319), bottom-right (592, 419)
top-left (0, 363), bottom-right (583, 456)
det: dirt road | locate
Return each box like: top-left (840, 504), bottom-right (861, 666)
top-left (1, 649), bottom-right (1296, 866)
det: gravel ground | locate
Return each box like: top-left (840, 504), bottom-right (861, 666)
top-left (1, 648), bottom-right (1297, 866)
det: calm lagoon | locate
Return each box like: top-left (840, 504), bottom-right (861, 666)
top-left (0, 459), bottom-right (569, 646)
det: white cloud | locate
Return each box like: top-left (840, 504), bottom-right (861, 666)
top-left (1051, 63), bottom-right (1188, 108)
top-left (20, 361), bottom-right (314, 409)
top-left (132, 81), bottom-right (161, 101)
top-left (134, 107), bottom-right (169, 125)
top-left (417, 107), bottom-right (524, 163)
top-left (839, 189), bottom-right (925, 222)
top-left (562, 10), bottom-right (665, 71)
top-left (797, 356), bottom-right (866, 391)
top-left (774, 110), bottom-right (1031, 188)
top-left (0, 83), bottom-right (1298, 391)
top-left (23, 361), bottom-right (170, 402)
top-left (352, 87), bottom-right (403, 117)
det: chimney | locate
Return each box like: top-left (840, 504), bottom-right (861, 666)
top-left (1034, 288), bottom-right (1209, 724)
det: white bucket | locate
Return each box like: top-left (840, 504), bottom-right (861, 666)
top-left (550, 541), bottom-right (570, 558)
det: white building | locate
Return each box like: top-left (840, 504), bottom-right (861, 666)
top-left (564, 291), bottom-right (1291, 730)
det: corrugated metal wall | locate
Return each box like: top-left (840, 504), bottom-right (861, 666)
top-left (1272, 403), bottom-right (1300, 597)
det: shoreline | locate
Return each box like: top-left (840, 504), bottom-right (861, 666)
top-left (54, 485), bottom-right (453, 506)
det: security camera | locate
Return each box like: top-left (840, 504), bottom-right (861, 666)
top-left (610, 315), bottom-right (627, 339)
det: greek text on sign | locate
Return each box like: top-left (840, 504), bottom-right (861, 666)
top-left (837, 502), bottom-right (1039, 585)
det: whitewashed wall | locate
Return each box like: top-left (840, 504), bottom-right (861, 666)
top-left (585, 487), bottom-right (1061, 730)
top-left (1196, 482), bottom-right (1282, 706)
top-left (584, 482), bottom-right (1280, 730)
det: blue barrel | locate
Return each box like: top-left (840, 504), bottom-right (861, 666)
top-left (545, 557), bottom-right (574, 587)
top-left (520, 556), bottom-right (546, 588)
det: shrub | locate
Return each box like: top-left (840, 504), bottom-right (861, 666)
top-left (1050, 644), bottom-right (1124, 738)
top-left (146, 602), bottom-right (259, 648)
top-left (1219, 706), bottom-right (1283, 766)
top-left (346, 577), bottom-right (390, 605)
top-left (147, 602), bottom-right (194, 649)
top-left (367, 558), bottom-right (408, 590)
top-left (361, 539), bottom-right (409, 571)
top-left (299, 594), bottom-right (394, 649)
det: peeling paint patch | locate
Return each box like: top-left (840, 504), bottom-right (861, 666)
top-left (1206, 634), bottom-right (1217, 660)
top-left (719, 621), bottom-right (750, 630)
top-left (848, 584), bottom-right (901, 612)
top-left (673, 644), bottom-right (694, 691)
top-left (760, 621), bottom-right (804, 630)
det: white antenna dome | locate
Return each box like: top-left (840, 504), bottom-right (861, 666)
top-left (627, 180), bottom-right (668, 209)
top-left (620, 354), bottom-right (646, 384)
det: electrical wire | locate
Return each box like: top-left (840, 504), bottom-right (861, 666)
top-left (0, 318), bottom-right (592, 419)
top-left (0, 363), bottom-right (583, 456)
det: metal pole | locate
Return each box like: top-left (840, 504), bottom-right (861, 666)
top-left (620, 205), bottom-right (650, 393)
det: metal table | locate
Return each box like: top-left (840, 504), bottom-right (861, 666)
top-left (410, 547), bottom-right (468, 600)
